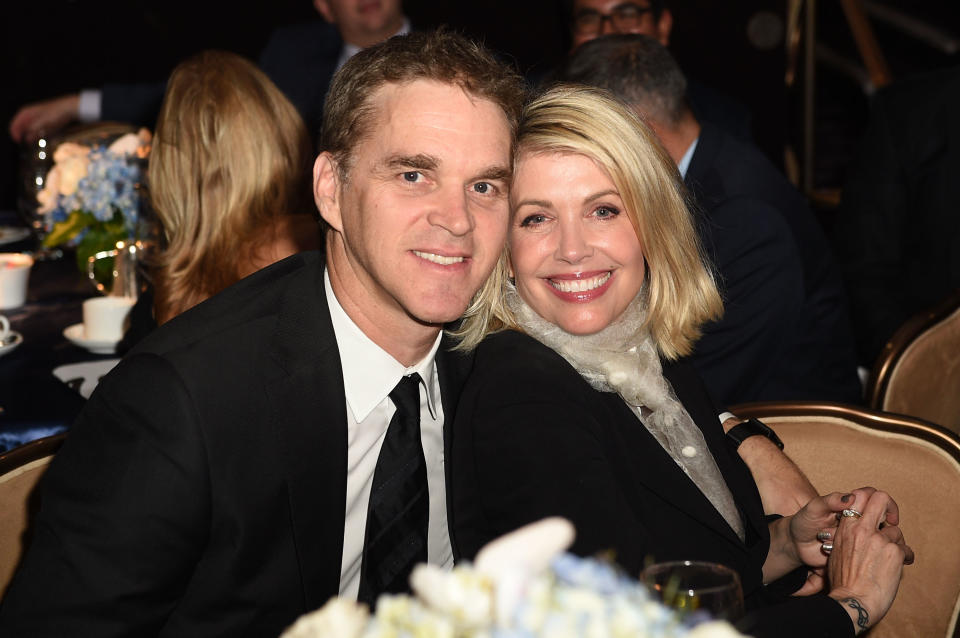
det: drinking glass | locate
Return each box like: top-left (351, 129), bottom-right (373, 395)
top-left (640, 560), bottom-right (745, 623)
top-left (17, 136), bottom-right (61, 260)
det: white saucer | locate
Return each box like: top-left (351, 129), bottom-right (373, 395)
top-left (0, 226), bottom-right (31, 246)
top-left (63, 323), bottom-right (120, 355)
top-left (0, 331), bottom-right (23, 357)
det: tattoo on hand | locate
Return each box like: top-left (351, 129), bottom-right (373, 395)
top-left (841, 598), bottom-right (869, 631)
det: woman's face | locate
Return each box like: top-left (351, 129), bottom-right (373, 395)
top-left (509, 151), bottom-right (646, 335)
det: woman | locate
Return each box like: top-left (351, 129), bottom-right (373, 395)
top-left (148, 50), bottom-right (320, 325)
top-left (451, 86), bottom-right (908, 636)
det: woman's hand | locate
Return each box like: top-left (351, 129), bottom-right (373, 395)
top-left (763, 487), bottom-right (912, 586)
top-left (826, 489), bottom-right (914, 634)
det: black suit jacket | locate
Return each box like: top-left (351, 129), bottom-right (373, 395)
top-left (835, 66), bottom-right (960, 365)
top-left (0, 251), bottom-right (470, 637)
top-left (451, 330), bottom-right (853, 637)
top-left (685, 123), bottom-right (861, 405)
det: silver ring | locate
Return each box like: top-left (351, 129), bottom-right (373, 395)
top-left (821, 542), bottom-right (834, 553)
top-left (842, 508), bottom-right (863, 519)
top-left (816, 531), bottom-right (832, 542)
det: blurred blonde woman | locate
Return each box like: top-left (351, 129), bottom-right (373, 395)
top-left (149, 50), bottom-right (320, 324)
top-left (451, 85), bottom-right (910, 637)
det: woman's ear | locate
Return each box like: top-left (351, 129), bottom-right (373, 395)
top-left (314, 152), bottom-right (342, 232)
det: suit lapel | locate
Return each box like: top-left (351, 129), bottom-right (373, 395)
top-left (437, 337), bottom-right (473, 561)
top-left (664, 360), bottom-right (768, 544)
top-left (262, 258), bottom-right (348, 610)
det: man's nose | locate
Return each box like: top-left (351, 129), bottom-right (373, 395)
top-left (427, 188), bottom-right (475, 236)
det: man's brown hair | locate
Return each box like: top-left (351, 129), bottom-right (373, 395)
top-left (319, 28), bottom-right (527, 181)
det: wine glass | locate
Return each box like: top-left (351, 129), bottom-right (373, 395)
top-left (16, 136), bottom-right (62, 260)
top-left (640, 560), bottom-right (745, 623)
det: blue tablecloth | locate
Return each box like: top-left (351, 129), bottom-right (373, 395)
top-left (0, 216), bottom-right (114, 452)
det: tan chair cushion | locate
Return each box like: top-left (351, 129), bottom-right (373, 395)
top-left (765, 415), bottom-right (960, 638)
top-left (0, 456), bottom-right (54, 599)
top-left (883, 305), bottom-right (960, 435)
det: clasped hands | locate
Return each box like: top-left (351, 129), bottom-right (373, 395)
top-left (767, 487), bottom-right (914, 635)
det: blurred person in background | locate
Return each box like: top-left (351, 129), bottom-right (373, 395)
top-left (834, 66), bottom-right (960, 367)
top-left (147, 50), bottom-right (321, 326)
top-left (8, 0), bottom-right (409, 144)
top-left (563, 34), bottom-right (861, 405)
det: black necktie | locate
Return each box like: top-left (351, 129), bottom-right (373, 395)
top-left (357, 373), bottom-right (429, 607)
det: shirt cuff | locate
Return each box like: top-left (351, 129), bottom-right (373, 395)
top-left (718, 411), bottom-right (737, 424)
top-left (77, 89), bottom-right (102, 122)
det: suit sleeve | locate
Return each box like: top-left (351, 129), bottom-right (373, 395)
top-left (0, 353), bottom-right (210, 637)
top-left (101, 82), bottom-right (167, 127)
top-left (834, 93), bottom-right (912, 365)
top-left (692, 197), bottom-right (805, 405)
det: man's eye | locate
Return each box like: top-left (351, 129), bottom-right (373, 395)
top-left (402, 171), bottom-right (423, 182)
top-left (472, 182), bottom-right (494, 194)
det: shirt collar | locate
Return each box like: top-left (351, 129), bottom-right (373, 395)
top-left (336, 17), bottom-right (411, 72)
top-left (677, 135), bottom-right (699, 178)
top-left (325, 268), bottom-right (441, 422)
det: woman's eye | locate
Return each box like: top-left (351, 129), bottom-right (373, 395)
top-left (594, 205), bottom-right (620, 219)
top-left (402, 171), bottom-right (423, 183)
top-left (519, 214), bottom-right (547, 227)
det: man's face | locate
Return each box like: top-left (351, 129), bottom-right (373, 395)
top-left (570, 0), bottom-right (672, 49)
top-left (314, 0), bottom-right (405, 47)
top-left (316, 79), bottom-right (512, 340)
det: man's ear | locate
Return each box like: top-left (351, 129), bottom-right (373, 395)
top-left (314, 152), bottom-right (343, 232)
top-left (313, 0), bottom-right (334, 23)
top-left (656, 9), bottom-right (673, 46)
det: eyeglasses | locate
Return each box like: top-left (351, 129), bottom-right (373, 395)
top-left (572, 2), bottom-right (653, 35)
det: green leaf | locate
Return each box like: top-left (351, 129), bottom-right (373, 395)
top-left (43, 210), bottom-right (97, 247)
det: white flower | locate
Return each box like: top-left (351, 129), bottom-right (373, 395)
top-left (36, 165), bottom-right (61, 214)
top-left (410, 564), bottom-right (494, 629)
top-left (52, 142), bottom-right (91, 196)
top-left (687, 621), bottom-right (744, 638)
top-left (108, 132), bottom-right (143, 156)
top-left (278, 598), bottom-right (369, 638)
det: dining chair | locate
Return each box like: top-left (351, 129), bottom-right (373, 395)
top-left (0, 433), bottom-right (66, 600)
top-left (866, 290), bottom-right (960, 435)
top-left (730, 401), bottom-right (960, 638)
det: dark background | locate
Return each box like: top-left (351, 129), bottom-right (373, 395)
top-left (2, 0), bottom-right (958, 217)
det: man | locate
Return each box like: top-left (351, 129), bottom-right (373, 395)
top-left (834, 65), bottom-right (960, 366)
top-left (0, 30), bottom-right (525, 637)
top-left (9, 0), bottom-right (409, 142)
top-left (562, 0), bottom-right (752, 142)
top-left (563, 34), bottom-right (861, 407)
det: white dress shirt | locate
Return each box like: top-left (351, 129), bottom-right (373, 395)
top-left (324, 270), bottom-right (453, 600)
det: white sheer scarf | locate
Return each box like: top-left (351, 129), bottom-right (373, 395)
top-left (504, 285), bottom-right (745, 542)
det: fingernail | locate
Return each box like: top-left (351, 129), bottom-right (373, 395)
top-left (841, 493), bottom-right (853, 502)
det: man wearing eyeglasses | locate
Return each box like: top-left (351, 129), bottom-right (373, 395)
top-left (569, 0), bottom-right (673, 49)
top-left (565, 0), bottom-right (752, 143)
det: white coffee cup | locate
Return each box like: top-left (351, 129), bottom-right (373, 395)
top-left (83, 296), bottom-right (136, 342)
top-left (0, 253), bottom-right (34, 310)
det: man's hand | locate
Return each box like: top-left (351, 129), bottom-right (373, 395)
top-left (9, 94), bottom-right (80, 143)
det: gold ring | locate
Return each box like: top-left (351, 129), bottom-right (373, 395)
top-left (842, 508), bottom-right (863, 519)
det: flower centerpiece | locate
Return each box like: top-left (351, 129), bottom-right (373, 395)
top-left (280, 519), bottom-right (744, 638)
top-left (37, 128), bottom-right (152, 277)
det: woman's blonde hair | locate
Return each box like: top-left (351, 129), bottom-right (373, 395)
top-left (455, 85), bottom-right (722, 360)
top-left (149, 50), bottom-right (314, 323)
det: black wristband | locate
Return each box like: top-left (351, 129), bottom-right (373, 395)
top-left (726, 417), bottom-right (784, 450)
